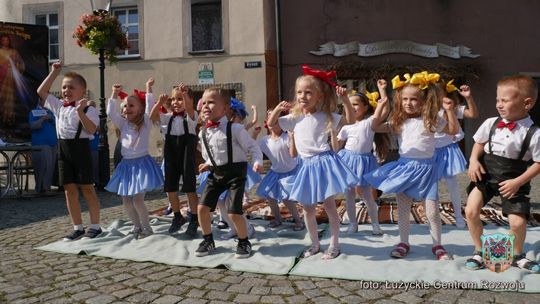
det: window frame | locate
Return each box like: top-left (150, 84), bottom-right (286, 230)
top-left (111, 6), bottom-right (141, 59)
top-left (34, 13), bottom-right (60, 62)
top-left (187, 0), bottom-right (228, 55)
top-left (23, 2), bottom-right (63, 62)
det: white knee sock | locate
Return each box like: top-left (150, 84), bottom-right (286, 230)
top-left (360, 186), bottom-right (379, 226)
top-left (345, 187), bottom-right (357, 226)
top-left (445, 176), bottom-right (464, 222)
top-left (303, 205), bottom-right (319, 247)
top-left (425, 199), bottom-right (442, 246)
top-left (122, 196), bottom-right (141, 228)
top-left (132, 192), bottom-right (151, 231)
top-left (396, 193), bottom-right (412, 244)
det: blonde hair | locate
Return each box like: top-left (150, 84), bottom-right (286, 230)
top-left (290, 75), bottom-right (337, 131)
top-left (498, 74), bottom-right (538, 103)
top-left (127, 95), bottom-right (145, 133)
top-left (389, 83), bottom-right (443, 133)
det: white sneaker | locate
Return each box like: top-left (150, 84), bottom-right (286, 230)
top-left (372, 224), bottom-right (384, 235)
top-left (220, 229), bottom-right (237, 240)
top-left (346, 223), bottom-right (358, 234)
top-left (139, 227), bottom-right (154, 239)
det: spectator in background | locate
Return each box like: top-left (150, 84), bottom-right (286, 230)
top-left (29, 104), bottom-right (57, 195)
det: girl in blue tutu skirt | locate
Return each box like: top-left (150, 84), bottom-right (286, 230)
top-left (267, 65), bottom-right (356, 260)
top-left (105, 79), bottom-right (164, 239)
top-left (364, 72), bottom-right (459, 260)
top-left (336, 79), bottom-right (390, 235)
top-left (433, 81), bottom-right (478, 228)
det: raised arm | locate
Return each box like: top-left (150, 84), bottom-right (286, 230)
top-left (267, 101), bottom-right (292, 129)
top-left (336, 87), bottom-right (354, 125)
top-left (245, 105), bottom-right (258, 130)
top-left (145, 79), bottom-right (155, 116)
top-left (372, 97), bottom-right (390, 132)
top-left (459, 85), bottom-right (479, 119)
top-left (150, 94), bottom-right (168, 123)
top-left (107, 84), bottom-right (125, 129)
top-left (37, 61), bottom-right (62, 104)
top-left (442, 97), bottom-right (459, 135)
top-left (377, 79), bottom-right (388, 99)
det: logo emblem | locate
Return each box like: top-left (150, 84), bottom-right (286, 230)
top-left (481, 233), bottom-right (515, 273)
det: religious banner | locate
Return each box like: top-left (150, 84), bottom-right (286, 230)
top-left (0, 22), bottom-right (49, 142)
top-left (310, 40), bottom-right (480, 59)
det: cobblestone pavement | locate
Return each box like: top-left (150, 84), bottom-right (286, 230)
top-left (1, 174), bottom-right (540, 304)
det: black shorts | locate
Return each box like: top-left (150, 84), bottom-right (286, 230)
top-left (467, 180), bottom-right (531, 218)
top-left (163, 134), bottom-right (197, 193)
top-left (58, 139), bottom-right (94, 185)
top-left (200, 162), bottom-right (247, 215)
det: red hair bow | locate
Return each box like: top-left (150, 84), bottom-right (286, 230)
top-left (134, 89), bottom-right (146, 101)
top-left (302, 64), bottom-right (338, 87)
top-left (118, 91), bottom-right (128, 99)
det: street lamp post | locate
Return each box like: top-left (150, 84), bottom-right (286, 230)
top-left (97, 47), bottom-right (110, 189)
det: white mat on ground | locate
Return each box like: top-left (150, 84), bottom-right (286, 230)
top-left (36, 218), bottom-right (310, 275)
top-left (290, 225), bottom-right (540, 293)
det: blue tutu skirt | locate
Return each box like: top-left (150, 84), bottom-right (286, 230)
top-left (338, 149), bottom-right (377, 186)
top-left (106, 155), bottom-right (164, 196)
top-left (364, 157), bottom-right (439, 201)
top-left (246, 165), bottom-right (262, 190)
top-left (290, 151), bottom-right (359, 205)
top-left (255, 167), bottom-right (298, 201)
top-left (433, 143), bottom-right (467, 179)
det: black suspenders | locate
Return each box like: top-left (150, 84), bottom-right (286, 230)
top-left (74, 106), bottom-right (90, 139)
top-left (202, 121), bottom-right (233, 168)
top-left (488, 117), bottom-right (538, 160)
top-left (166, 115), bottom-right (189, 136)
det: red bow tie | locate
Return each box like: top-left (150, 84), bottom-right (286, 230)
top-left (497, 120), bottom-right (517, 131)
top-left (205, 120), bottom-right (220, 128)
top-left (172, 111), bottom-right (185, 117)
top-left (63, 101), bottom-right (76, 107)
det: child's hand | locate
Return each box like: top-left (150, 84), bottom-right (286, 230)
top-left (253, 163), bottom-right (264, 174)
top-left (77, 98), bottom-right (88, 111)
top-left (276, 101), bottom-right (292, 112)
top-left (51, 61), bottom-right (62, 71)
top-left (458, 85), bottom-right (472, 98)
top-left (157, 94), bottom-right (168, 105)
top-left (112, 83), bottom-right (122, 99)
top-left (335, 86), bottom-right (348, 98)
top-left (146, 78), bottom-right (154, 89)
top-left (378, 96), bottom-right (388, 106)
top-left (198, 163), bottom-right (210, 173)
top-left (468, 159), bottom-right (485, 183)
top-left (498, 179), bottom-right (521, 199)
top-left (442, 97), bottom-right (455, 111)
top-left (178, 83), bottom-right (190, 96)
top-left (377, 79), bottom-right (387, 90)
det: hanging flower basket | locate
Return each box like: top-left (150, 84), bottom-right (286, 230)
top-left (73, 9), bottom-right (129, 63)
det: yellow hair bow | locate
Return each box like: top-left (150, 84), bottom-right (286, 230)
top-left (446, 79), bottom-right (458, 93)
top-left (349, 89), bottom-right (358, 96)
top-left (392, 73), bottom-right (413, 89)
top-left (409, 71), bottom-right (440, 90)
top-left (365, 91), bottom-right (379, 108)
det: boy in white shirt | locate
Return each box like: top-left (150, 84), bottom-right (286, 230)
top-left (466, 74), bottom-right (540, 273)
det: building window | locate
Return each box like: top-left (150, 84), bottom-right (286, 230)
top-left (191, 0), bottom-right (222, 52)
top-left (35, 13), bottom-right (59, 61)
top-left (112, 7), bottom-right (139, 57)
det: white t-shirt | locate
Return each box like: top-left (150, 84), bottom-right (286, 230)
top-left (337, 116), bottom-right (375, 153)
top-left (45, 94), bottom-right (99, 140)
top-left (434, 105), bottom-right (465, 148)
top-left (473, 116), bottom-right (540, 162)
top-left (258, 132), bottom-right (297, 173)
top-left (397, 117), bottom-right (446, 159)
top-left (198, 116), bottom-right (263, 167)
top-left (107, 96), bottom-right (154, 159)
top-left (279, 112), bottom-right (341, 159)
